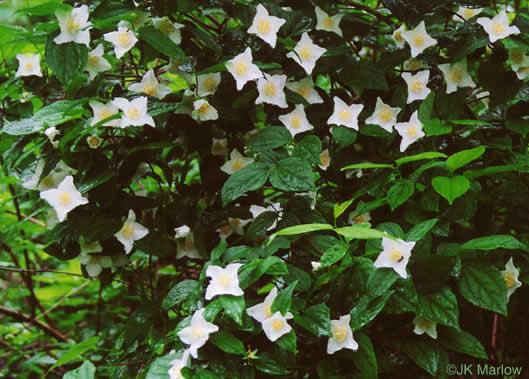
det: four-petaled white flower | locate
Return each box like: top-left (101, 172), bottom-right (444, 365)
top-left (392, 25), bottom-right (406, 49)
top-left (174, 225), bottom-right (191, 238)
top-left (477, 10), bottom-right (520, 43)
top-left (226, 47), bottom-right (263, 91)
top-left (220, 149), bottom-right (254, 175)
top-left (256, 73), bottom-right (288, 108)
top-left (287, 32), bottom-right (326, 75)
top-left (365, 97), bottom-right (401, 132)
top-left (39, 176), bottom-right (88, 222)
top-left (16, 54), bottom-right (42, 78)
top-left (328, 96), bottom-right (364, 130)
top-left (347, 201), bottom-right (371, 225)
top-left (515, 65), bottom-right (529, 80)
top-left (114, 209), bottom-right (149, 254)
top-left (395, 111), bottom-right (425, 152)
top-left (168, 350), bottom-right (190, 379)
top-left (319, 149), bottom-right (331, 170)
top-left (192, 99), bottom-right (218, 121)
top-left (453, 6), bottom-right (482, 22)
top-left (502, 257), bottom-right (522, 299)
top-left (78, 252), bottom-right (112, 277)
top-left (153, 17), bottom-right (184, 45)
top-left (413, 317), bottom-right (438, 339)
top-left (261, 311), bottom-right (293, 342)
top-left (311, 261), bottom-right (322, 271)
top-left (175, 227), bottom-right (202, 259)
top-left (247, 4), bottom-right (286, 48)
top-left (54, 5), bottom-right (91, 46)
top-left (197, 73), bottom-right (221, 97)
top-left (86, 134), bottom-right (103, 149)
top-left (216, 217), bottom-right (250, 240)
top-left (279, 104), bottom-right (313, 137)
top-left (86, 44), bottom-right (112, 80)
top-left (178, 308), bottom-right (219, 358)
top-left (211, 137), bottom-right (228, 156)
top-left (401, 21), bottom-right (437, 57)
top-left (89, 100), bottom-right (121, 127)
top-left (327, 314), bottom-right (358, 354)
top-left (285, 77), bottom-right (323, 104)
top-left (205, 263), bottom-right (244, 300)
top-left (402, 70), bottom-right (431, 103)
top-left (509, 47), bottom-right (529, 71)
top-left (112, 97), bottom-right (155, 128)
top-left (373, 237), bottom-right (415, 278)
top-left (128, 69), bottom-right (172, 99)
top-left (247, 287), bottom-right (293, 323)
top-left (438, 59), bottom-right (476, 94)
top-left (45, 127), bottom-right (60, 149)
top-left (104, 23), bottom-right (138, 58)
top-left (250, 203), bottom-right (282, 230)
top-left (315, 6), bottom-right (343, 37)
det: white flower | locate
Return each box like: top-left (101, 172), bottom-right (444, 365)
top-left (256, 73), bottom-right (288, 108)
top-left (515, 65), bottom-right (529, 80)
top-left (250, 203), bottom-right (282, 230)
top-left (453, 6), bottom-right (483, 21)
top-left (279, 104), bottom-right (313, 137)
top-left (327, 314), bottom-right (358, 354)
top-left (178, 308), bottom-right (219, 358)
top-left (477, 10), bottom-right (520, 43)
top-left (247, 287), bottom-right (293, 323)
top-left (211, 138), bottom-right (228, 156)
top-left (216, 217), bottom-right (250, 239)
top-left (220, 149), bottom-right (254, 175)
top-left (347, 201), bottom-right (371, 225)
top-left (247, 4), bottom-right (286, 48)
top-left (86, 44), bottom-right (111, 80)
top-left (261, 311), bottom-right (293, 342)
top-left (502, 257), bottom-right (522, 299)
top-left (365, 97), bottom-right (401, 132)
top-left (78, 252), bottom-right (112, 278)
top-left (344, 168), bottom-right (363, 180)
top-left (15, 54), bottom-right (42, 78)
top-left (86, 134), bottom-right (103, 149)
top-left (39, 176), bottom-right (88, 222)
top-left (153, 16), bottom-right (184, 45)
top-left (45, 127), bottom-right (60, 149)
top-left (104, 25), bottom-right (138, 58)
top-left (54, 5), bottom-right (91, 46)
top-left (315, 6), bottom-right (343, 37)
top-left (319, 149), bottom-right (331, 170)
top-left (311, 261), bottom-right (321, 271)
top-left (287, 32), bottom-right (326, 75)
top-left (395, 110), bottom-right (425, 152)
top-left (128, 70), bottom-right (172, 99)
top-left (392, 25), bottom-right (406, 49)
top-left (205, 263), bottom-right (244, 300)
top-left (175, 228), bottom-right (202, 259)
top-left (438, 59), bottom-right (476, 94)
top-left (285, 77), bottom-right (323, 104)
top-left (327, 96), bottom-right (363, 130)
top-left (373, 237), bottom-right (415, 279)
top-left (413, 317), bottom-right (437, 339)
top-left (197, 73), bottom-right (221, 97)
top-left (174, 225), bottom-right (191, 238)
top-left (89, 100), bottom-right (120, 127)
top-left (192, 99), bottom-right (218, 122)
top-left (114, 209), bottom-right (149, 254)
top-left (112, 97), bottom-right (155, 128)
top-left (401, 21), bottom-right (436, 58)
top-left (402, 70), bottom-right (431, 103)
top-left (168, 350), bottom-right (190, 379)
top-left (226, 47), bottom-right (263, 91)
top-left (509, 47), bottom-right (529, 71)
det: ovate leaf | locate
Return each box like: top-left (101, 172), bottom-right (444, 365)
top-left (432, 176), bottom-right (470, 205)
top-left (221, 162), bottom-right (271, 205)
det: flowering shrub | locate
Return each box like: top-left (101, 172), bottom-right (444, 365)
top-left (2, 0), bottom-right (529, 377)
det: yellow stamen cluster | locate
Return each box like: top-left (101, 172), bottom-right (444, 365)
top-left (235, 61), bottom-right (249, 75)
top-left (128, 106), bottom-right (140, 120)
top-left (379, 107), bottom-right (393, 123)
top-left (203, 77), bottom-right (217, 91)
top-left (504, 272), bottom-right (515, 288)
top-left (291, 116), bottom-right (302, 129)
top-left (122, 223), bottom-right (135, 239)
top-left (117, 32), bottom-right (130, 47)
top-left (322, 17), bottom-right (334, 29)
top-left (411, 80), bottom-right (424, 93)
top-left (407, 125), bottom-right (418, 137)
top-left (390, 247), bottom-right (403, 262)
top-left (339, 109), bottom-right (352, 122)
top-left (413, 34), bottom-right (425, 46)
top-left (219, 274), bottom-right (231, 287)
top-left (264, 82), bottom-right (277, 97)
top-left (449, 68), bottom-right (463, 83)
top-left (272, 319), bottom-right (284, 331)
top-left (333, 326), bottom-right (347, 342)
top-left (258, 19), bottom-right (271, 34)
top-left (299, 46), bottom-right (312, 61)
top-left (67, 17), bottom-right (80, 33)
top-left (232, 159), bottom-right (245, 171)
top-left (492, 22), bottom-right (506, 35)
top-left (58, 191), bottom-right (71, 205)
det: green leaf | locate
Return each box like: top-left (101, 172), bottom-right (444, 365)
top-left (351, 333), bottom-right (377, 379)
top-left (238, 256), bottom-right (288, 288)
top-left (418, 92), bottom-right (435, 122)
top-left (461, 235), bottom-right (529, 252)
top-left (463, 164), bottom-right (525, 180)
top-left (506, 119), bottom-right (529, 137)
top-left (335, 226), bottom-right (393, 240)
top-left (269, 157), bottom-right (314, 192)
top-left (292, 135), bottom-right (322, 165)
top-left (271, 281), bottom-right (298, 316)
top-left (321, 242), bottom-right (349, 268)
top-left (45, 39), bottom-right (88, 85)
top-left (417, 287), bottom-right (459, 329)
top-left (294, 304), bottom-right (331, 337)
top-left (219, 295), bottom-right (245, 325)
top-left (276, 330), bottom-right (297, 353)
top-left (138, 25), bottom-right (185, 59)
top-left (406, 219), bottom-right (438, 242)
top-left (458, 263), bottom-right (508, 315)
top-left (446, 146), bottom-right (486, 173)
top-left (386, 179), bottom-right (415, 211)
top-left (16, 2), bottom-right (71, 16)
top-left (423, 119), bottom-right (452, 136)
top-left (63, 361), bottom-right (96, 379)
top-left (270, 223), bottom-right (333, 240)
top-left (334, 199), bottom-right (354, 220)
top-left (403, 338), bottom-right (442, 376)
top-left (411, 256), bottom-right (458, 295)
top-left (341, 162), bottom-right (394, 170)
top-left (395, 152), bottom-right (446, 167)
top-left (221, 162), bottom-right (271, 206)
top-left (366, 269), bottom-right (398, 298)
top-left (439, 328), bottom-right (488, 360)
top-left (162, 280), bottom-right (202, 310)
top-left (210, 331), bottom-right (246, 355)
top-left (145, 352), bottom-right (181, 379)
top-left (432, 175), bottom-right (470, 205)
top-left (211, 239), bottom-right (227, 262)
top-left (332, 126), bottom-right (357, 147)
top-left (340, 62), bottom-right (389, 91)
top-left (49, 337), bottom-right (99, 372)
top-left (350, 291), bottom-right (394, 331)
top-left (248, 126), bottom-right (292, 151)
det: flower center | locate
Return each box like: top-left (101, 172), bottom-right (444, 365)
top-left (122, 223), bottom-right (135, 239)
top-left (58, 191), bottom-right (71, 205)
top-left (219, 274), bottom-right (231, 287)
top-left (333, 326), bottom-right (347, 342)
top-left (413, 34), bottom-right (425, 47)
top-left (213, 141), bottom-right (225, 153)
top-left (416, 318), bottom-right (434, 330)
top-left (390, 247), bottom-right (403, 262)
top-left (462, 8), bottom-right (476, 19)
top-left (231, 218), bottom-right (241, 227)
top-left (88, 55), bottom-right (99, 66)
top-left (191, 327), bottom-right (203, 338)
top-left (354, 214), bottom-right (367, 224)
top-left (161, 21), bottom-right (175, 34)
top-left (339, 109), bottom-right (352, 122)
top-left (184, 236), bottom-right (194, 250)
top-left (143, 83), bottom-right (157, 96)
top-left (320, 154), bottom-right (329, 166)
top-left (198, 103), bottom-right (210, 114)
top-left (504, 272), bottom-right (515, 288)
top-left (235, 61), bottom-right (249, 75)
top-left (118, 32), bottom-right (130, 47)
top-left (264, 304), bottom-right (273, 318)
top-left (88, 136), bottom-right (101, 148)
top-left (128, 106), bottom-right (140, 120)
top-left (272, 319), bottom-right (284, 331)
top-left (67, 17), bottom-right (80, 33)
top-left (291, 116), bottom-right (302, 129)
top-left (407, 124), bottom-right (418, 137)
top-left (411, 79), bottom-right (424, 93)
top-left (299, 46), bottom-right (313, 61)
top-left (519, 66), bottom-right (529, 74)
top-left (24, 62), bottom-right (33, 71)
top-left (203, 77), bottom-right (217, 91)
top-left (219, 224), bottom-right (232, 235)
top-left (264, 81), bottom-right (277, 97)
top-left (322, 17), bottom-right (334, 29)
top-left (394, 31), bottom-right (403, 42)
top-left (232, 159), bottom-right (245, 171)
top-left (100, 110), bottom-right (113, 120)
top-left (449, 68), bottom-right (463, 83)
top-left (258, 19), bottom-right (271, 34)
top-left (379, 107), bottom-right (393, 123)
top-left (298, 86), bottom-right (311, 98)
top-left (492, 22), bottom-right (506, 35)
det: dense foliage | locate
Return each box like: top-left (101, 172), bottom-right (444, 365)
top-left (2, 0), bottom-right (529, 377)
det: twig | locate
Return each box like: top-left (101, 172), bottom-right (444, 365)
top-left (0, 305), bottom-right (68, 342)
top-left (36, 281), bottom-right (91, 321)
top-left (0, 267), bottom-right (129, 285)
top-left (6, 209), bottom-right (46, 227)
